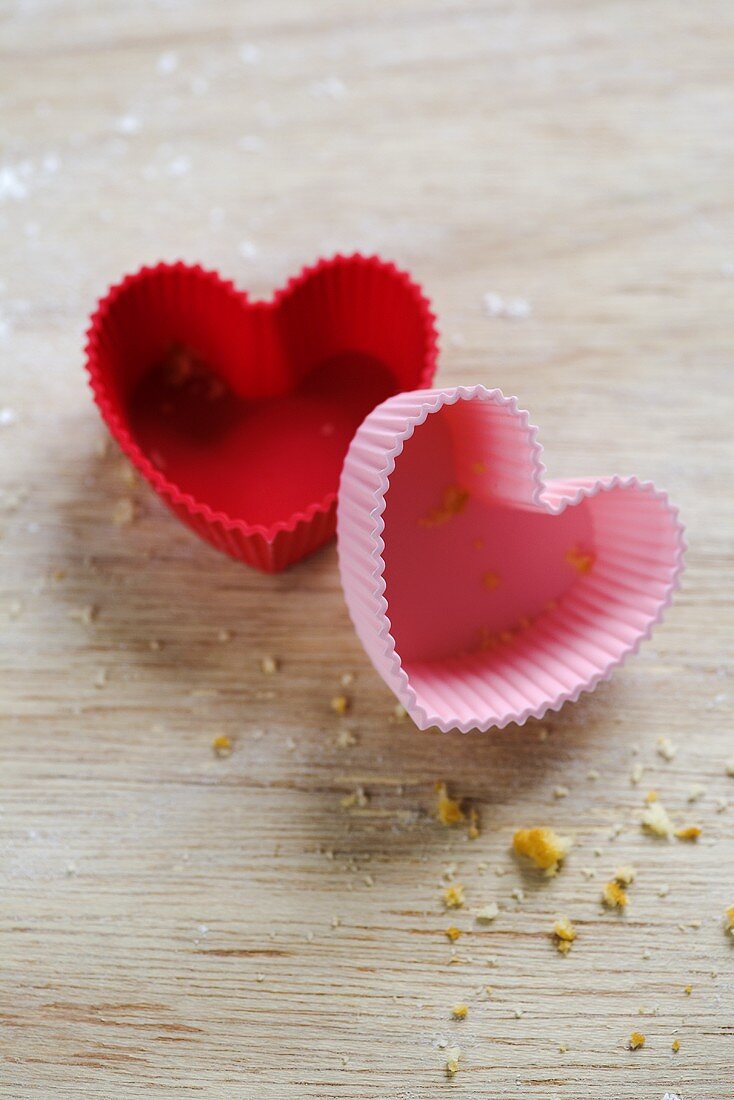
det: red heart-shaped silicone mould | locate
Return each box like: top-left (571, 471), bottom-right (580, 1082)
top-left (85, 256), bottom-right (438, 571)
top-left (338, 386), bottom-right (685, 731)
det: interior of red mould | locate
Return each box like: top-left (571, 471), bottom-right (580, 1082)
top-left (99, 268), bottom-right (429, 528)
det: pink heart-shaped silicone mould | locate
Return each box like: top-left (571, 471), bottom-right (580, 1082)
top-left (337, 386), bottom-right (685, 732)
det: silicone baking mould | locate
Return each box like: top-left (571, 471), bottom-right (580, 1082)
top-left (85, 255), bottom-right (438, 571)
top-left (337, 385), bottom-right (685, 731)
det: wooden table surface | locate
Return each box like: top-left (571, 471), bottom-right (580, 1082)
top-left (2, 2), bottom-right (733, 1097)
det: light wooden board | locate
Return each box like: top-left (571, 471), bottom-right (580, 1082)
top-left (1, 1), bottom-right (733, 1097)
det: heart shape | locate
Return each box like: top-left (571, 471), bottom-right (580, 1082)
top-left (337, 386), bottom-right (685, 731)
top-left (85, 256), bottom-right (438, 571)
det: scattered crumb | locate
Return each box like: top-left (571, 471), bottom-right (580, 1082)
top-left (340, 786), bottom-right (369, 811)
top-left (331, 915), bottom-right (341, 929)
top-left (684, 984), bottom-right (692, 995)
top-left (657, 735), bottom-right (678, 761)
top-left (587, 769), bottom-right (600, 781)
top-left (482, 291), bottom-right (532, 320)
top-left (482, 571), bottom-right (500, 590)
top-left (672, 1039), bottom-right (680, 1053)
top-left (513, 1006), bottom-right (524, 1019)
top-left (553, 916), bottom-right (577, 955)
top-left (255, 973), bottom-right (264, 983)
top-left (475, 902), bottom-right (499, 923)
top-left (443, 883), bottom-right (466, 909)
top-left (331, 694), bottom-right (350, 715)
top-left (419, 485), bottom-right (470, 528)
top-left (537, 726), bottom-right (550, 742)
top-left (511, 887), bottom-right (525, 903)
top-left (630, 763), bottom-right (644, 785)
top-left (467, 807), bottom-right (480, 840)
top-left (436, 782), bottom-right (465, 826)
top-left (628, 1032), bottom-right (646, 1050)
top-left (687, 782), bottom-right (706, 802)
top-left (445, 1046), bottom-right (461, 1076)
top-left (335, 728), bottom-right (357, 749)
top-left (641, 800), bottom-right (674, 839)
top-left (581, 867), bottom-right (596, 880)
top-left (565, 545), bottom-right (595, 574)
top-left (602, 881), bottom-right (628, 909)
top-left (212, 734), bottom-right (232, 758)
top-left (658, 883), bottom-right (670, 898)
top-left (68, 605), bottom-right (97, 625)
top-left (726, 756), bottom-right (734, 778)
top-left (725, 905), bottom-right (734, 937)
top-left (112, 498), bottom-right (136, 526)
top-left (392, 703), bottom-right (407, 722)
top-left (513, 827), bottom-right (572, 876)
top-left (675, 825), bottom-right (701, 841)
top-left (558, 1043), bottom-right (568, 1053)
top-left (445, 926), bottom-right (461, 942)
top-left (553, 786), bottom-right (569, 799)
top-left (94, 667), bottom-right (107, 689)
top-left (261, 655), bottom-right (278, 675)
top-left (645, 790), bottom-right (658, 803)
top-left (614, 865), bottom-right (637, 886)
top-left (217, 629), bottom-right (232, 643)
top-left (642, 949), bottom-right (651, 960)
top-left (451, 1003), bottom-right (468, 1020)
top-left (340, 672), bottom-right (354, 688)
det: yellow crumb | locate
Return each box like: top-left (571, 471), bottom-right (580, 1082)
top-left (472, 461), bottom-right (486, 474)
top-left (672, 1039), bottom-right (680, 1053)
top-left (553, 916), bottom-right (577, 955)
top-left (628, 1032), bottom-right (646, 1050)
top-left (641, 799), bottom-right (674, 839)
top-left (558, 1042), bottom-right (568, 1053)
top-left (656, 735), bottom-right (677, 761)
top-left (565, 545), bottom-right (595, 574)
top-left (419, 485), bottom-right (470, 528)
top-left (602, 881), bottom-right (628, 909)
top-left (340, 786), bottom-right (369, 810)
top-left (451, 1003), bottom-right (468, 1020)
top-left (435, 782), bottom-right (465, 826)
top-left (211, 734), bottom-right (232, 758)
top-left (513, 827), bottom-right (572, 876)
top-left (331, 694), bottom-right (350, 715)
top-left (467, 807), bottom-right (480, 840)
top-left (475, 902), bottom-right (499, 923)
top-left (261, 655), bottom-right (278, 674)
top-left (482, 571), bottom-right (500, 590)
top-left (726, 905), bottom-right (734, 936)
top-left (684, 984), bottom-right (692, 995)
top-left (112, 498), bottom-right (136, 526)
top-left (445, 1046), bottom-right (461, 1076)
top-left (614, 865), bottom-right (637, 886)
top-left (443, 883), bottom-right (466, 909)
top-left (645, 789), bottom-right (658, 802)
top-left (445, 926), bottom-right (461, 942)
top-left (392, 703), bottom-right (407, 722)
top-left (675, 825), bottom-right (701, 841)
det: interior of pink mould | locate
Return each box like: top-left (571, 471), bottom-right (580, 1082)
top-left (380, 398), bottom-right (680, 729)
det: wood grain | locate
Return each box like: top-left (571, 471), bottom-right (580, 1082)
top-left (1, 1), bottom-right (733, 1097)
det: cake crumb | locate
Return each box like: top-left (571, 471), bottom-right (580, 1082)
top-left (513, 827), bottom-right (572, 876)
top-left (340, 786), bottom-right (368, 811)
top-left (628, 1031), bottom-right (645, 1050)
top-left (212, 734), bottom-right (232, 757)
top-left (513, 1006), bottom-right (524, 1019)
top-left (641, 800), bottom-right (674, 839)
top-left (445, 925), bottom-right (461, 942)
top-left (217, 628), bottom-right (232, 643)
top-left (68, 605), bottom-right (97, 625)
top-left (553, 786), bottom-right (569, 799)
top-left (436, 782), bottom-right (465, 826)
top-left (658, 883), bottom-right (670, 898)
top-left (565, 545), bottom-right (595, 573)
top-left (687, 782), bottom-right (706, 802)
top-left (336, 728), bottom-right (357, 749)
top-left (684, 984), bottom-right (692, 995)
top-left (675, 825), bottom-right (701, 841)
top-left (112, 498), bottom-right (136, 526)
top-left (587, 769), bottom-right (600, 781)
top-left (672, 1039), bottom-right (680, 1053)
top-left (657, 735), bottom-right (678, 761)
top-left (392, 703), bottom-right (407, 722)
top-left (443, 883), bottom-right (465, 909)
top-left (614, 865), bottom-right (637, 886)
top-left (451, 1003), bottom-right (468, 1020)
top-left (558, 1042), bottom-right (568, 1053)
top-left (467, 807), bottom-right (480, 840)
top-left (331, 694), bottom-right (350, 715)
top-left (261, 655), bottom-right (279, 675)
top-left (630, 763), bottom-right (644, 785)
top-left (724, 905), bottom-right (734, 936)
top-left (475, 902), bottom-right (499, 923)
top-left (725, 755), bottom-right (734, 778)
top-left (553, 916), bottom-right (577, 955)
top-left (419, 485), bottom-right (470, 528)
top-left (602, 881), bottom-right (628, 909)
top-left (340, 672), bottom-right (354, 688)
top-left (445, 1046), bottom-right (461, 1076)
